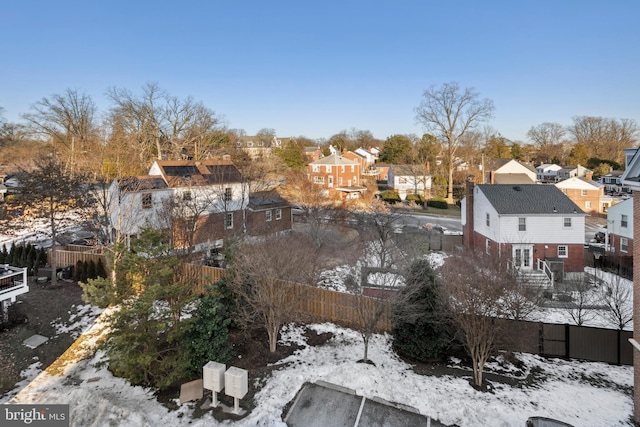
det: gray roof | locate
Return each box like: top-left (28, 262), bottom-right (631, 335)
top-left (477, 184), bottom-right (585, 215)
top-left (310, 153), bottom-right (358, 166)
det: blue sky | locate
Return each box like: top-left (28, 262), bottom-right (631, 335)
top-left (1, 1), bottom-right (639, 143)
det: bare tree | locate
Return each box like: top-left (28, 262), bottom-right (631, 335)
top-left (22, 89), bottom-right (98, 172)
top-left (601, 275), bottom-right (633, 330)
top-left (415, 82), bottom-right (494, 204)
top-left (440, 250), bottom-right (511, 389)
top-left (344, 274), bottom-right (390, 363)
top-left (230, 234), bottom-right (317, 352)
top-left (563, 276), bottom-right (598, 326)
top-left (16, 156), bottom-right (94, 286)
top-left (567, 116), bottom-right (639, 164)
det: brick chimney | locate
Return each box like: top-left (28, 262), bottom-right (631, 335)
top-left (463, 175), bottom-right (476, 249)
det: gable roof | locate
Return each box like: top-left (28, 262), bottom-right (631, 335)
top-left (486, 158), bottom-right (537, 174)
top-left (555, 176), bottom-right (602, 189)
top-left (390, 165), bottom-right (428, 176)
top-left (492, 173), bottom-right (535, 184)
top-left (477, 184), bottom-right (584, 215)
top-left (151, 160), bottom-right (243, 187)
top-left (248, 191), bottom-right (290, 210)
top-left (310, 153), bottom-right (358, 166)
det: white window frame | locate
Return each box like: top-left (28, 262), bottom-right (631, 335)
top-left (621, 214), bottom-right (628, 228)
top-left (313, 176), bottom-right (325, 184)
top-left (225, 212), bottom-right (233, 229)
top-left (563, 218), bottom-right (571, 228)
top-left (621, 237), bottom-right (629, 253)
top-left (518, 217), bottom-right (526, 232)
top-left (486, 213), bottom-right (490, 227)
top-left (581, 189), bottom-right (588, 196)
top-left (312, 165), bottom-right (320, 173)
top-left (585, 201), bottom-right (592, 209)
top-left (266, 210), bottom-right (272, 221)
top-left (275, 208), bottom-right (282, 220)
top-left (485, 239), bottom-right (490, 255)
top-left (558, 245), bottom-right (568, 258)
top-left (224, 187), bottom-right (232, 202)
top-left (326, 165), bottom-right (332, 173)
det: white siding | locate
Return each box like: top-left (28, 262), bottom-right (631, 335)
top-left (472, 187), bottom-right (584, 244)
top-left (607, 198), bottom-right (633, 239)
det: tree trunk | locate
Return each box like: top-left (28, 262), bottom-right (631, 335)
top-left (363, 334), bottom-right (369, 362)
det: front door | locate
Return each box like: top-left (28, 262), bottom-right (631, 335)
top-left (512, 245), bottom-right (533, 270)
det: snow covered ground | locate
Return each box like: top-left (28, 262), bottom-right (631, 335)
top-left (3, 320), bottom-right (633, 426)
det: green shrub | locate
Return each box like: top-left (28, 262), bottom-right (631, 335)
top-left (427, 198), bottom-right (448, 209)
top-left (405, 194), bottom-right (425, 205)
top-left (380, 190), bottom-right (401, 204)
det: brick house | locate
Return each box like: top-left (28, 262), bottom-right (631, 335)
top-left (555, 176), bottom-right (609, 215)
top-left (245, 191), bottom-right (293, 237)
top-left (462, 180), bottom-right (586, 282)
top-left (307, 153), bottom-right (366, 199)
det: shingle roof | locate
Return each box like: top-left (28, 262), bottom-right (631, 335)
top-left (118, 176), bottom-right (167, 192)
top-left (477, 184), bottom-right (584, 215)
top-left (310, 153), bottom-right (358, 166)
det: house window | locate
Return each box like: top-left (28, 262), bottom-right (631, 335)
top-left (247, 141), bottom-right (253, 147)
top-left (224, 187), bottom-right (232, 202)
top-left (518, 217), bottom-right (526, 231)
top-left (313, 176), bottom-right (325, 184)
top-left (486, 213), bottom-right (490, 227)
top-left (225, 212), bottom-right (233, 229)
top-left (326, 165), bottom-right (332, 173)
top-left (353, 176), bottom-right (357, 184)
top-left (621, 214), bottom-right (628, 228)
top-left (341, 166), bottom-right (345, 173)
top-left (183, 191), bottom-right (192, 201)
top-left (266, 210), bottom-right (272, 221)
top-left (485, 239), bottom-right (490, 255)
top-left (399, 178), bottom-right (407, 184)
top-left (339, 177), bottom-right (343, 185)
top-left (312, 165), bottom-right (320, 172)
top-left (558, 245), bottom-right (568, 258)
top-left (564, 218), bottom-right (572, 228)
top-left (581, 189), bottom-right (588, 196)
top-left (142, 193), bottom-right (152, 209)
top-left (275, 208), bottom-right (282, 220)
top-left (621, 237), bottom-right (629, 253)
top-left (585, 201), bottom-right (592, 209)
top-left (351, 165), bottom-right (355, 172)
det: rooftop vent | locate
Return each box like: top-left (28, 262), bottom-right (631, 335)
top-left (513, 186), bottom-right (521, 191)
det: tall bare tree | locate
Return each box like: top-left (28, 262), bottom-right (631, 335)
top-left (526, 122), bottom-right (568, 163)
top-left (415, 82), bottom-right (494, 204)
top-left (564, 276), bottom-right (597, 326)
top-left (601, 275), bottom-right (633, 330)
top-left (22, 89), bottom-right (98, 173)
top-left (567, 116), bottom-right (639, 164)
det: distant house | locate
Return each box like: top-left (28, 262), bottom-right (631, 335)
top-left (236, 135), bottom-right (288, 159)
top-left (109, 159), bottom-right (291, 252)
top-left (483, 159), bottom-right (537, 185)
top-left (462, 180), bottom-right (586, 284)
top-left (557, 165), bottom-right (592, 181)
top-left (536, 164), bottom-right (563, 183)
top-left (600, 198), bottom-right (633, 274)
top-left (307, 153), bottom-right (366, 199)
top-left (303, 146), bottom-right (323, 163)
top-left (555, 177), bottom-right (610, 215)
top-left (600, 171), bottom-right (631, 195)
top-left (387, 165), bottom-right (431, 200)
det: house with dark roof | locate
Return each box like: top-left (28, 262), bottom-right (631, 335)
top-left (245, 191), bottom-right (293, 237)
top-left (462, 179), bottom-right (586, 284)
top-left (108, 159), bottom-right (288, 252)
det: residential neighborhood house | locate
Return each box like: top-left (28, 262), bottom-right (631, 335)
top-left (462, 179), bottom-right (586, 285)
top-left (108, 159), bottom-right (291, 253)
top-left (483, 159), bottom-right (537, 185)
top-left (307, 153), bottom-right (366, 199)
top-left (599, 197), bottom-right (633, 276)
top-left (536, 163), bottom-right (563, 183)
top-left (386, 165), bottom-right (432, 200)
top-left (555, 176), bottom-right (610, 215)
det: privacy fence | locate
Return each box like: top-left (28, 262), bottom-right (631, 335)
top-left (47, 248), bottom-right (630, 365)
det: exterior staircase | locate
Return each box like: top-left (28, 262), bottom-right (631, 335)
top-left (517, 268), bottom-right (553, 289)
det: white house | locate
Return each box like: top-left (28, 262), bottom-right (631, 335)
top-left (462, 181), bottom-right (586, 282)
top-left (387, 165), bottom-right (432, 200)
top-left (605, 198), bottom-right (633, 255)
top-left (536, 164), bottom-right (563, 183)
top-left (109, 160), bottom-right (248, 249)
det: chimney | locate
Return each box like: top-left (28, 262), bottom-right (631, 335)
top-left (585, 171), bottom-right (593, 181)
top-left (464, 175), bottom-right (476, 249)
top-left (489, 170), bottom-right (495, 184)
